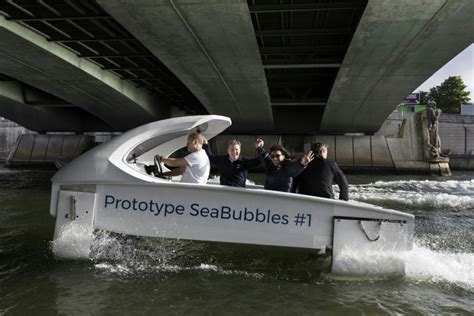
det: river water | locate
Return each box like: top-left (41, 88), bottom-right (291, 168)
top-left (0, 168), bottom-right (472, 315)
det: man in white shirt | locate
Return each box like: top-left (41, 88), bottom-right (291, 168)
top-left (155, 132), bottom-right (210, 184)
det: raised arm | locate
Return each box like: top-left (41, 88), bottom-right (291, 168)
top-left (202, 136), bottom-right (225, 166)
top-left (285, 150), bottom-right (314, 177)
top-left (255, 138), bottom-right (271, 167)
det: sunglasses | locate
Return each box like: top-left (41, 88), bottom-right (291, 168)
top-left (271, 154), bottom-right (282, 159)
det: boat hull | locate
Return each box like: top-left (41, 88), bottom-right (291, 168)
top-left (52, 182), bottom-right (414, 261)
top-left (49, 115), bottom-right (414, 275)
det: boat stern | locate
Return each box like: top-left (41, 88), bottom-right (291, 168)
top-left (330, 212), bottom-right (415, 276)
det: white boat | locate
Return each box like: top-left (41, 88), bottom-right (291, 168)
top-left (49, 115), bottom-right (414, 275)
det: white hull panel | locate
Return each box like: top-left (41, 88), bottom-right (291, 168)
top-left (95, 183), bottom-right (332, 249)
top-left (54, 182), bottom-right (414, 253)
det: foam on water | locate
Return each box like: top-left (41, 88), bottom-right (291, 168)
top-left (51, 223), bottom-right (474, 290)
top-left (194, 263), bottom-right (265, 278)
top-left (51, 223), bottom-right (93, 259)
top-left (361, 179), bottom-right (474, 194)
top-left (352, 190), bottom-right (474, 209)
top-left (348, 179), bottom-right (474, 210)
top-left (330, 242), bottom-right (474, 290)
top-left (331, 249), bottom-right (406, 277)
top-left (335, 179), bottom-right (474, 288)
top-left (404, 243), bottom-right (474, 289)
top-left (92, 249), bottom-right (264, 279)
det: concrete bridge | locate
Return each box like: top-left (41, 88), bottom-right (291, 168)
top-left (0, 0), bottom-right (473, 135)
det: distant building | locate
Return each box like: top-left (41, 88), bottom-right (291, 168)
top-left (396, 103), bottom-right (427, 113)
top-left (395, 93), bottom-right (428, 113)
top-left (402, 93), bottom-right (420, 105)
top-left (460, 104), bottom-right (474, 116)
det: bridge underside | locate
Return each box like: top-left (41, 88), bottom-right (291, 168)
top-left (322, 0), bottom-right (474, 134)
top-left (0, 0), bottom-right (472, 135)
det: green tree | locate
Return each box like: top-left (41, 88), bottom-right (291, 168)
top-left (428, 76), bottom-right (471, 113)
top-left (418, 90), bottom-right (430, 104)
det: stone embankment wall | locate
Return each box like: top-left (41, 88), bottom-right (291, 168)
top-left (211, 112), bottom-right (450, 174)
top-left (210, 114), bottom-right (420, 173)
top-left (5, 134), bottom-right (95, 167)
top-left (377, 112), bottom-right (474, 155)
top-left (0, 117), bottom-right (98, 166)
top-left (377, 112), bottom-right (474, 170)
top-left (0, 118), bottom-right (34, 162)
top-left (2, 111), bottom-right (474, 170)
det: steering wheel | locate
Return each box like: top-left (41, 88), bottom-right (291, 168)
top-left (154, 156), bottom-right (163, 176)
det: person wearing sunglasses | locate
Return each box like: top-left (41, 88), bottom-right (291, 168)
top-left (202, 138), bottom-right (262, 187)
top-left (292, 142), bottom-right (349, 201)
top-left (255, 138), bottom-right (314, 192)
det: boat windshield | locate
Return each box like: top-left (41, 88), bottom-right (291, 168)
top-left (125, 130), bottom-right (186, 163)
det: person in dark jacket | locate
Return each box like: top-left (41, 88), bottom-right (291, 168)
top-left (293, 142), bottom-right (349, 200)
top-left (256, 138), bottom-right (314, 192)
top-left (203, 138), bottom-right (261, 187)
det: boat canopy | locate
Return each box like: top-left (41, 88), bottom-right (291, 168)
top-left (51, 115), bottom-right (231, 184)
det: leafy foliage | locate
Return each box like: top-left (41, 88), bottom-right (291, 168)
top-left (428, 76), bottom-right (471, 113)
top-left (418, 91), bottom-right (430, 104)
